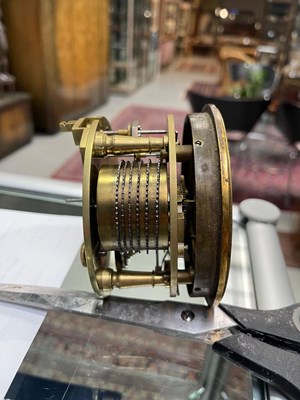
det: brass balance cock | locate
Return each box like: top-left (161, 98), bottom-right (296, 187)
top-left (60, 104), bottom-right (232, 305)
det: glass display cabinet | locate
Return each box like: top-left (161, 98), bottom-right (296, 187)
top-left (110, 0), bottom-right (159, 93)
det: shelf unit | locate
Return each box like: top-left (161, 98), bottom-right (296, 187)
top-left (159, 0), bottom-right (180, 67)
top-left (185, 0), bottom-right (298, 66)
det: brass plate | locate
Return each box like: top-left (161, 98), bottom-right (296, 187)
top-left (182, 106), bottom-right (232, 305)
top-left (82, 118), bottom-right (112, 296)
top-left (204, 104), bottom-right (232, 305)
top-left (167, 114), bottom-right (178, 297)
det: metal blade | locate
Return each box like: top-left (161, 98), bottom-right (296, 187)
top-left (0, 283), bottom-right (235, 342)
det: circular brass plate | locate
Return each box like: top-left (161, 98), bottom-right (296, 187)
top-left (167, 114), bottom-right (178, 297)
top-left (182, 105), bottom-right (232, 305)
top-left (204, 104), bottom-right (232, 305)
top-left (82, 117), bottom-right (112, 296)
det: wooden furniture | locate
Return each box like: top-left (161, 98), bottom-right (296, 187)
top-left (2, 0), bottom-right (110, 133)
top-left (176, 1), bottom-right (192, 54)
top-left (0, 93), bottom-right (33, 158)
top-left (159, 0), bottom-right (180, 67)
top-left (0, 3), bottom-right (33, 158)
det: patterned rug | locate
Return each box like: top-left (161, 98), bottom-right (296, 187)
top-left (172, 56), bottom-right (220, 77)
top-left (229, 136), bottom-right (300, 212)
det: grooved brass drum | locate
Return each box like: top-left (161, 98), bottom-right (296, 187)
top-left (61, 104), bottom-right (232, 305)
top-left (97, 162), bottom-right (169, 251)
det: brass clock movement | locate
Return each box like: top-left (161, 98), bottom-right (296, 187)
top-left (61, 104), bottom-right (232, 305)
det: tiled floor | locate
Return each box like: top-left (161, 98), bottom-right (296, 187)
top-left (0, 64), bottom-right (299, 302)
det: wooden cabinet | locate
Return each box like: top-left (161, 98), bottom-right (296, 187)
top-left (2, 0), bottom-right (110, 133)
top-left (159, 0), bottom-right (180, 67)
top-left (0, 93), bottom-right (33, 158)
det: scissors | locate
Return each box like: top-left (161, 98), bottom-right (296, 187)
top-left (0, 283), bottom-right (299, 400)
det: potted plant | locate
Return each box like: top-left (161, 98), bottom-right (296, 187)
top-left (187, 47), bottom-right (275, 132)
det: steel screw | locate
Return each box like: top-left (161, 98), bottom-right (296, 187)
top-left (181, 309), bottom-right (195, 322)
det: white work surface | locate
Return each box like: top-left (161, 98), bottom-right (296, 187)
top-left (0, 206), bottom-right (256, 399)
top-left (0, 209), bottom-right (83, 399)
